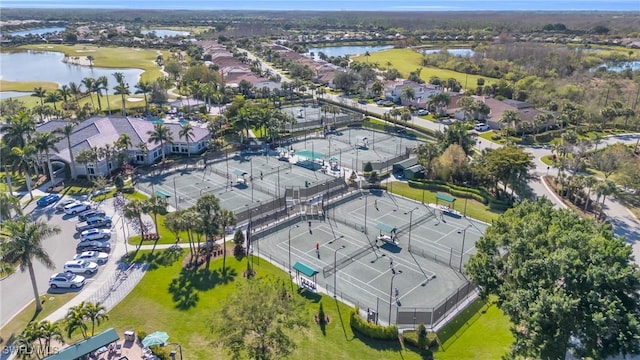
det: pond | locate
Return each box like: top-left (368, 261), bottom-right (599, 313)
top-left (5, 27), bottom-right (66, 37)
top-left (307, 45), bottom-right (394, 60)
top-left (421, 48), bottom-right (475, 57)
top-left (141, 29), bottom-right (190, 37)
top-left (0, 91), bottom-right (31, 100)
top-left (0, 51), bottom-right (143, 97)
top-left (592, 61), bottom-right (640, 72)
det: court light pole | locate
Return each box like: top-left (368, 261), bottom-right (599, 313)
top-left (404, 207), bottom-right (419, 251)
top-left (388, 269), bottom-right (402, 325)
top-left (458, 225), bottom-right (472, 272)
top-left (173, 177), bottom-right (178, 210)
top-left (288, 225), bottom-right (300, 276)
top-left (363, 192), bottom-right (368, 234)
top-left (333, 245), bottom-right (346, 298)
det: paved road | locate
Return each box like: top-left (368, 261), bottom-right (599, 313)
top-left (0, 193), bottom-right (121, 328)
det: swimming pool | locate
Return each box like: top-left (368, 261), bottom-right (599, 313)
top-left (179, 120), bottom-right (189, 126)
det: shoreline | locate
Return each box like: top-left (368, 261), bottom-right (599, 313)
top-left (62, 54), bottom-right (93, 67)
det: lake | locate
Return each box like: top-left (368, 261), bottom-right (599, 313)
top-left (594, 61), bottom-right (640, 72)
top-left (0, 91), bottom-right (31, 100)
top-left (422, 48), bottom-right (475, 57)
top-left (5, 27), bottom-right (66, 37)
top-left (141, 29), bottom-right (190, 37)
top-left (0, 51), bottom-right (143, 97)
top-left (307, 45), bottom-right (394, 59)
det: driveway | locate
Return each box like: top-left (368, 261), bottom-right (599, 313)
top-left (0, 195), bottom-right (119, 328)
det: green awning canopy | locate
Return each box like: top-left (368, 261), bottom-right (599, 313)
top-left (44, 328), bottom-right (119, 360)
top-left (376, 223), bottom-right (397, 233)
top-left (436, 193), bottom-right (456, 203)
top-left (293, 262), bottom-right (319, 278)
top-left (233, 169), bottom-right (247, 176)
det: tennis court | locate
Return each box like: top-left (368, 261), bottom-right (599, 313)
top-left (289, 128), bottom-right (424, 172)
top-left (134, 153), bottom-right (336, 213)
top-left (255, 190), bottom-right (486, 325)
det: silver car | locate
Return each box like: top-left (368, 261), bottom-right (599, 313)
top-left (49, 272), bottom-right (86, 289)
top-left (63, 260), bottom-right (99, 275)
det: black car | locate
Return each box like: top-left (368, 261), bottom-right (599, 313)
top-left (78, 209), bottom-right (106, 222)
top-left (76, 240), bottom-right (111, 254)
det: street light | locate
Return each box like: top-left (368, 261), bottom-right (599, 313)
top-left (173, 177), bottom-right (178, 210)
top-left (388, 269), bottom-right (402, 325)
top-left (333, 245), bottom-right (347, 298)
top-left (404, 207), bottom-right (419, 251)
top-left (199, 186), bottom-right (211, 196)
top-left (458, 225), bottom-right (472, 272)
top-left (288, 225), bottom-right (300, 276)
top-left (363, 193), bottom-right (368, 234)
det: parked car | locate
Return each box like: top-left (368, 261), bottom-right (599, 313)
top-left (358, 99), bottom-right (367, 105)
top-left (80, 228), bottom-right (111, 241)
top-left (55, 199), bottom-right (76, 212)
top-left (74, 251), bottom-right (109, 265)
top-left (64, 260), bottom-right (99, 275)
top-left (76, 240), bottom-right (111, 254)
top-left (37, 194), bottom-right (61, 207)
top-left (76, 216), bottom-right (112, 232)
top-left (78, 209), bottom-right (106, 222)
top-left (417, 109), bottom-right (429, 116)
top-left (49, 272), bottom-right (86, 289)
top-left (64, 202), bottom-right (92, 215)
top-left (474, 123), bottom-right (490, 132)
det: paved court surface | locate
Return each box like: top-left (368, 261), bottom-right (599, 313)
top-left (256, 190), bottom-right (487, 325)
top-left (134, 153), bottom-right (336, 212)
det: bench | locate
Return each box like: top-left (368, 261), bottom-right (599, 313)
top-left (154, 190), bottom-right (170, 198)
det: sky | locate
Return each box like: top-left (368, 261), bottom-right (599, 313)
top-left (1, 0), bottom-right (639, 11)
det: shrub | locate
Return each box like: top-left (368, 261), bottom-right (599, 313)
top-left (491, 134), bottom-right (502, 141)
top-left (136, 330), bottom-right (147, 344)
top-left (349, 308), bottom-right (397, 340)
top-left (363, 162), bottom-right (373, 172)
top-left (114, 175), bottom-right (125, 190)
top-left (121, 186), bottom-right (135, 194)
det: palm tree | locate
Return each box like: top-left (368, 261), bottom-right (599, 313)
top-left (2, 110), bottom-right (36, 148)
top-left (58, 85), bottom-right (71, 105)
top-left (218, 209), bottom-right (236, 273)
top-left (31, 87), bottom-right (47, 107)
top-left (0, 191), bottom-right (22, 221)
top-left (33, 132), bottom-right (60, 183)
top-left (86, 55), bottom-right (94, 67)
top-left (500, 110), bottom-right (521, 133)
top-left (68, 81), bottom-right (82, 106)
top-left (97, 76), bottom-right (112, 115)
top-left (416, 141), bottom-right (440, 179)
top-left (597, 180), bottom-right (617, 220)
top-left (44, 90), bottom-right (62, 113)
top-left (81, 77), bottom-right (97, 111)
top-left (75, 149), bottom-right (93, 179)
top-left (11, 145), bottom-right (37, 200)
top-left (37, 320), bottom-right (65, 354)
top-left (99, 144), bottom-right (116, 176)
top-left (64, 303), bottom-right (88, 339)
top-left (400, 86), bottom-right (415, 107)
top-left (144, 195), bottom-right (169, 252)
top-left (116, 133), bottom-right (133, 151)
top-left (54, 120), bottom-right (78, 179)
top-left (137, 141), bottom-right (149, 164)
top-left (179, 123), bottom-right (195, 157)
top-left (428, 92), bottom-right (451, 115)
top-left (1, 216), bottom-right (60, 312)
top-left (147, 123), bottom-right (174, 161)
top-left (134, 80), bottom-right (152, 114)
top-left (123, 200), bottom-right (148, 253)
top-left (195, 194), bottom-right (221, 269)
top-left (113, 79), bottom-right (130, 117)
top-left (583, 175), bottom-right (597, 212)
top-left (83, 301), bottom-right (109, 336)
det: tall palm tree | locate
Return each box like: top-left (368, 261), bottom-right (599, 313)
top-left (54, 120), bottom-right (78, 179)
top-left (31, 87), bottom-right (47, 107)
top-left (0, 191), bottom-right (22, 221)
top-left (196, 194), bottom-right (221, 269)
top-left (500, 109), bottom-right (521, 132)
top-left (99, 144), bottom-right (116, 176)
top-left (81, 77), bottom-right (97, 111)
top-left (97, 76), bottom-right (112, 115)
top-left (134, 80), bottom-right (152, 114)
top-left (116, 133), bottom-right (133, 151)
top-left (218, 209), bottom-right (236, 273)
top-left (83, 301), bottom-right (109, 336)
top-left (144, 195), bottom-right (169, 252)
top-left (33, 132), bottom-right (60, 183)
top-left (2, 110), bottom-right (36, 148)
top-left (112, 72), bottom-right (128, 116)
top-left (147, 123), bottom-right (174, 161)
top-left (68, 82), bottom-right (82, 107)
top-left (11, 145), bottom-right (37, 200)
top-left (123, 200), bottom-right (148, 253)
top-left (179, 123), bottom-right (195, 157)
top-left (58, 85), bottom-right (71, 105)
top-left (37, 320), bottom-right (65, 354)
top-left (1, 216), bottom-right (61, 312)
top-left (75, 149), bottom-right (93, 179)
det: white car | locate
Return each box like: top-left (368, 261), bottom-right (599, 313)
top-left (64, 201), bottom-right (92, 215)
top-left (474, 123), bottom-right (490, 132)
top-left (80, 228), bottom-right (111, 240)
top-left (49, 272), bottom-right (86, 289)
top-left (417, 109), bottom-right (429, 116)
top-left (64, 260), bottom-right (99, 275)
top-left (73, 251), bottom-right (109, 265)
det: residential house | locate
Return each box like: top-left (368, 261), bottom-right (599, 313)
top-left (384, 80), bottom-right (441, 107)
top-left (36, 116), bottom-right (210, 178)
top-left (450, 96), bottom-right (554, 130)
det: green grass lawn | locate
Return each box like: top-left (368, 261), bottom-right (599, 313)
top-left (352, 49), bottom-right (497, 90)
top-left (0, 80), bottom-right (58, 92)
top-left (433, 297), bottom-right (513, 359)
top-left (389, 182), bottom-right (502, 223)
top-left (0, 172), bottom-right (27, 193)
top-left (88, 251), bottom-right (422, 359)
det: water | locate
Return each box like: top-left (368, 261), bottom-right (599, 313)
top-left (2, 0), bottom-right (637, 11)
top-left (5, 27), bottom-right (66, 37)
top-left (422, 48), bottom-right (475, 57)
top-left (593, 61), bottom-right (640, 72)
top-left (0, 91), bottom-right (31, 100)
top-left (0, 51), bottom-right (143, 96)
top-left (141, 29), bottom-right (190, 37)
top-left (307, 45), bottom-right (393, 59)
top-left (179, 120), bottom-right (189, 126)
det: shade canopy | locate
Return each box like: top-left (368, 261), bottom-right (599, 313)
top-left (233, 169), bottom-right (248, 177)
top-left (142, 331), bottom-right (169, 347)
top-left (293, 262), bottom-right (319, 278)
top-left (436, 193), bottom-right (456, 203)
top-left (43, 328), bottom-right (119, 360)
top-left (376, 223), bottom-right (397, 233)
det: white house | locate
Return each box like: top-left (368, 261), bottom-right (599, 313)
top-left (36, 116), bottom-right (210, 178)
top-left (383, 80), bottom-right (441, 108)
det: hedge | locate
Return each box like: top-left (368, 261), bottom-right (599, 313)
top-left (402, 329), bottom-right (439, 351)
top-left (407, 180), bottom-right (488, 205)
top-left (349, 309), bottom-right (398, 340)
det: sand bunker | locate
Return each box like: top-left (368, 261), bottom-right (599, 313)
top-left (127, 97), bottom-right (144, 102)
